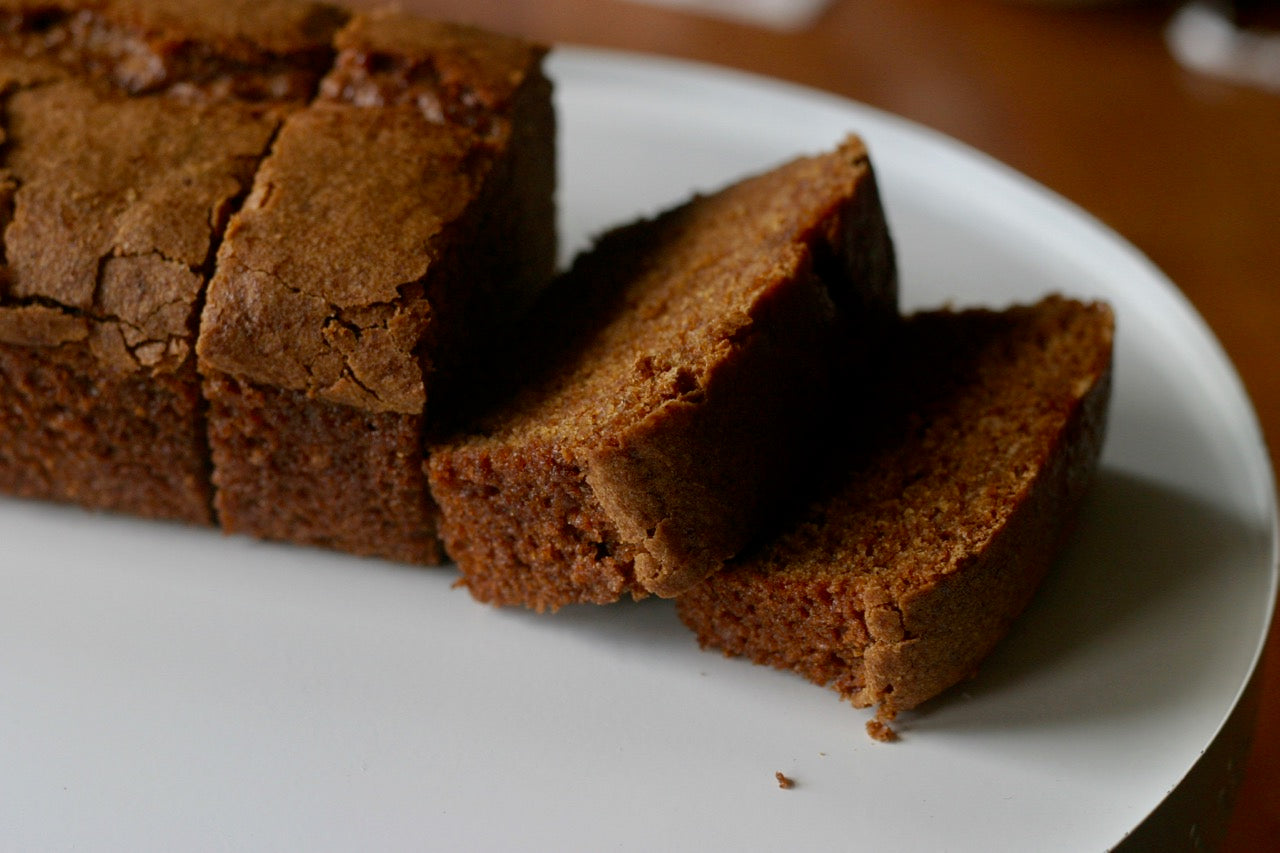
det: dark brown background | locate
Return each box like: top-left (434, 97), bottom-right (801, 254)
top-left (360, 0), bottom-right (1279, 847)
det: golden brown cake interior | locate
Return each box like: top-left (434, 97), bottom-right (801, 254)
top-left (676, 296), bottom-right (1114, 727)
top-left (429, 136), bottom-right (897, 610)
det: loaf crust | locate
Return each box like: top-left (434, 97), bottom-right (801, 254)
top-left (429, 137), bottom-right (898, 609)
top-left (196, 10), bottom-right (555, 562)
top-left (676, 297), bottom-right (1114, 720)
top-left (1, 1), bottom-right (555, 548)
top-left (0, 58), bottom-right (279, 522)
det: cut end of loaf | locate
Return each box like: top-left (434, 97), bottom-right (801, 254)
top-left (676, 296), bottom-right (1115, 732)
top-left (430, 134), bottom-right (899, 609)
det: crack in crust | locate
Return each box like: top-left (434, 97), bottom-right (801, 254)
top-left (0, 2), bottom-right (556, 558)
top-left (0, 16), bottom-right (315, 526)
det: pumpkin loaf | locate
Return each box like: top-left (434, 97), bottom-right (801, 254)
top-left (0, 0), bottom-right (556, 548)
top-left (676, 297), bottom-right (1114, 734)
top-left (0, 0), bottom-right (342, 523)
top-left (428, 136), bottom-right (897, 609)
top-left (196, 9), bottom-right (555, 563)
top-left (0, 56), bottom-right (282, 522)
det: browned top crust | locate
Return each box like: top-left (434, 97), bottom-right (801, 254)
top-left (0, 0), bottom-right (548, 391)
top-left (437, 135), bottom-right (895, 598)
top-left (1, 76), bottom-right (278, 369)
top-left (0, 303), bottom-right (87, 346)
top-left (196, 103), bottom-right (493, 414)
top-left (0, 0), bottom-right (347, 97)
top-left (195, 5), bottom-right (550, 416)
top-left (321, 9), bottom-right (544, 141)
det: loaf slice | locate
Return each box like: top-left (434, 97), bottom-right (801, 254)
top-left (0, 63), bottom-right (281, 523)
top-left (428, 136), bottom-right (898, 609)
top-left (676, 297), bottom-right (1114, 734)
top-left (196, 12), bottom-right (555, 563)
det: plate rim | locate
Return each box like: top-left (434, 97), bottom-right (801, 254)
top-left (1, 43), bottom-right (1276, 852)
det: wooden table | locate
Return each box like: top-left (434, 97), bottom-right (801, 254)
top-left (370, 0), bottom-right (1280, 847)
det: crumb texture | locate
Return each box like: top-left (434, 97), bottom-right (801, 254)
top-left (430, 136), bottom-right (898, 608)
top-left (205, 374), bottom-right (441, 563)
top-left (0, 346), bottom-right (214, 522)
top-left (0, 0), bottom-right (555, 549)
top-left (677, 297), bottom-right (1115, 719)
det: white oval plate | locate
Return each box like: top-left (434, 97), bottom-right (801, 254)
top-left (2, 47), bottom-right (1275, 852)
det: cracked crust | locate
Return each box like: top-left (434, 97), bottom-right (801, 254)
top-left (4, 76), bottom-right (279, 371)
top-left (0, 61), bottom-right (279, 523)
top-left (0, 2), bottom-right (555, 544)
top-left (675, 297), bottom-right (1114, 723)
top-left (197, 104), bottom-right (481, 413)
top-left (428, 136), bottom-right (897, 609)
top-left (195, 13), bottom-right (554, 561)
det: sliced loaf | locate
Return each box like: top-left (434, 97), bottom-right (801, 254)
top-left (676, 296), bottom-right (1114, 733)
top-left (428, 136), bottom-right (897, 608)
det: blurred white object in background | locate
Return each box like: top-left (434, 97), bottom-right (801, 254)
top-left (1167, 1), bottom-right (1280, 92)
top-left (621, 0), bottom-right (834, 31)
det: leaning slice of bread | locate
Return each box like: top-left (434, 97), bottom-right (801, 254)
top-left (676, 296), bottom-right (1114, 736)
top-left (428, 136), bottom-right (898, 610)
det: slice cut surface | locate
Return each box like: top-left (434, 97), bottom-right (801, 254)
top-left (429, 135), bottom-right (898, 608)
top-left (676, 296), bottom-right (1115, 723)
